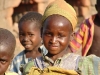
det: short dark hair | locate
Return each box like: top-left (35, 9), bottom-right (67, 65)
top-left (0, 28), bottom-right (16, 55)
top-left (18, 11), bottom-right (42, 29)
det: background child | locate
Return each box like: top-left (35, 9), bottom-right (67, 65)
top-left (69, 0), bottom-right (100, 56)
top-left (10, 11), bottom-right (47, 75)
top-left (0, 28), bottom-right (18, 75)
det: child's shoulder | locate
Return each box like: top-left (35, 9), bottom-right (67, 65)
top-left (63, 53), bottom-right (81, 60)
top-left (12, 50), bottom-right (26, 64)
top-left (14, 50), bottom-right (25, 59)
top-left (78, 54), bottom-right (100, 75)
top-left (59, 53), bottom-right (81, 70)
top-left (81, 54), bottom-right (100, 62)
top-left (5, 71), bottom-right (18, 75)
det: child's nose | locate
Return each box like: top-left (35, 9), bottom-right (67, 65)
top-left (50, 36), bottom-right (57, 43)
top-left (24, 36), bottom-right (29, 41)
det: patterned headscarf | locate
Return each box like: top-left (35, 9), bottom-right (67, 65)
top-left (42, 0), bottom-right (77, 31)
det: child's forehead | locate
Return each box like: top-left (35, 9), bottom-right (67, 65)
top-left (43, 15), bottom-right (72, 32)
top-left (20, 20), bottom-right (36, 25)
top-left (0, 48), bottom-right (12, 59)
top-left (19, 21), bottom-right (40, 29)
top-left (0, 44), bottom-right (13, 54)
top-left (44, 15), bottom-right (72, 27)
top-left (0, 42), bottom-right (13, 52)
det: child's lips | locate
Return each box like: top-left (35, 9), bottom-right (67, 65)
top-left (23, 43), bottom-right (31, 46)
top-left (23, 44), bottom-right (32, 48)
top-left (50, 45), bottom-right (59, 48)
top-left (52, 45), bottom-right (58, 47)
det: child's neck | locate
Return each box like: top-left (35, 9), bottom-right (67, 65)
top-left (25, 48), bottom-right (42, 59)
top-left (47, 48), bottom-right (71, 62)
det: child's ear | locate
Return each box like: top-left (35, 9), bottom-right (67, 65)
top-left (70, 32), bottom-right (74, 41)
top-left (10, 54), bottom-right (14, 64)
top-left (11, 54), bottom-right (14, 60)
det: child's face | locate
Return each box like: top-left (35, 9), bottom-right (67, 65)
top-left (42, 15), bottom-right (72, 55)
top-left (19, 21), bottom-right (42, 51)
top-left (0, 46), bottom-right (12, 75)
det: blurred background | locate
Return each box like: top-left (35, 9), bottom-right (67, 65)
top-left (0, 0), bottom-right (97, 56)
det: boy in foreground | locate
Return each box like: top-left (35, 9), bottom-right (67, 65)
top-left (0, 28), bottom-right (18, 75)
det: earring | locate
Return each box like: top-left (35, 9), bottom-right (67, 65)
top-left (41, 40), bottom-right (43, 44)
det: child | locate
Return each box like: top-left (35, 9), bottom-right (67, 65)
top-left (69, 0), bottom-right (100, 56)
top-left (0, 28), bottom-right (18, 75)
top-left (10, 11), bottom-right (47, 75)
top-left (22, 0), bottom-right (100, 75)
top-left (22, 0), bottom-right (79, 75)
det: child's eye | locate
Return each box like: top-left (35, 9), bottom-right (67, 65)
top-left (0, 60), bottom-right (6, 64)
top-left (19, 33), bottom-right (24, 36)
top-left (44, 32), bottom-right (52, 36)
top-left (58, 34), bottom-right (64, 38)
top-left (29, 34), bottom-right (34, 37)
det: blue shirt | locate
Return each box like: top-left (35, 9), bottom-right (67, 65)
top-left (10, 45), bottom-right (48, 75)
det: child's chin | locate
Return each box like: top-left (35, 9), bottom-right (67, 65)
top-left (25, 49), bottom-right (32, 52)
top-left (49, 51), bottom-right (59, 55)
